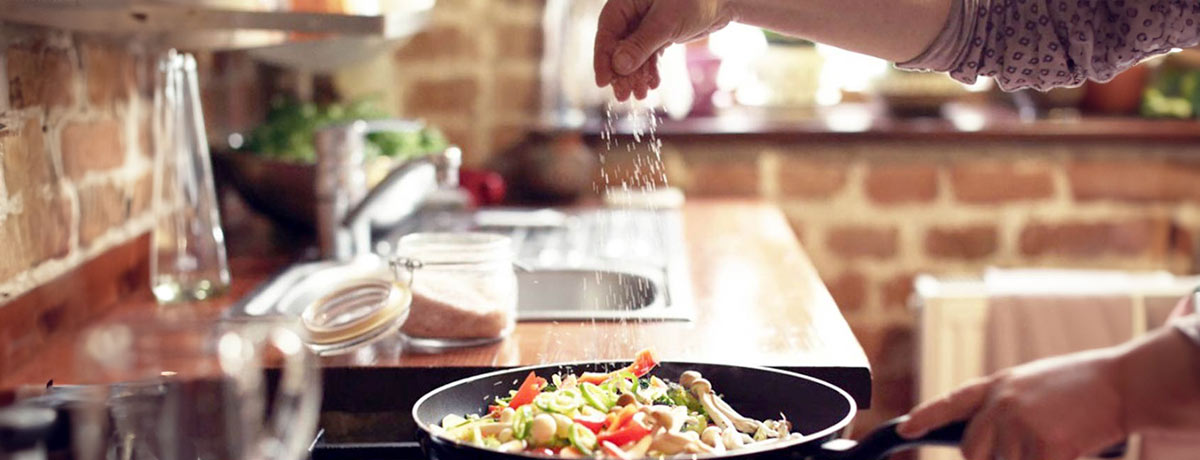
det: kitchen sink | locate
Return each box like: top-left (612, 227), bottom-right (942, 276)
top-left (226, 208), bottom-right (693, 321)
top-left (517, 268), bottom-right (664, 320)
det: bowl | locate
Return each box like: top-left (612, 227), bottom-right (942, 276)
top-left (213, 151), bottom-right (318, 231)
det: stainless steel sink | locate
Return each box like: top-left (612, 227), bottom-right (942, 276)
top-left (225, 208), bottom-right (693, 322)
top-left (516, 268), bottom-right (675, 320)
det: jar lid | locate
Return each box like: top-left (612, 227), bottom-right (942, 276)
top-left (301, 278), bottom-right (411, 346)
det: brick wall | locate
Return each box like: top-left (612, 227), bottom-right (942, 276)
top-left (621, 137), bottom-right (1200, 432)
top-left (383, 0), bottom-right (544, 167)
top-left (0, 26), bottom-right (153, 302)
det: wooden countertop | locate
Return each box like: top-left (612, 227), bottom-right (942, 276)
top-left (0, 200), bottom-right (871, 405)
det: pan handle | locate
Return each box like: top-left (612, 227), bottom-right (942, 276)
top-left (816, 416), bottom-right (962, 460)
top-left (817, 416), bottom-right (1127, 460)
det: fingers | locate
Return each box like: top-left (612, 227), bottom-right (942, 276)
top-left (898, 377), bottom-right (993, 439)
top-left (610, 6), bottom-right (675, 75)
top-left (962, 417), bottom-right (996, 460)
top-left (609, 52), bottom-right (660, 101)
top-left (612, 77), bottom-right (632, 102)
top-left (996, 422), bottom-right (1027, 460)
top-left (594, 0), bottom-right (645, 86)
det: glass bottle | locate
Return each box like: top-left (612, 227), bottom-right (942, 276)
top-left (150, 50), bottom-right (230, 304)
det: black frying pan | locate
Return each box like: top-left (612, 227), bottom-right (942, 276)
top-left (412, 361), bottom-right (964, 460)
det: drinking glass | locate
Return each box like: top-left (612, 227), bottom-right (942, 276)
top-left (71, 314), bottom-right (320, 460)
top-left (151, 49), bottom-right (230, 304)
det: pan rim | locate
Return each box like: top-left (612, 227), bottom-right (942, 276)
top-left (411, 359), bottom-right (858, 459)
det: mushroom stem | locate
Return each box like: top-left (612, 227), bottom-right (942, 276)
top-left (680, 371), bottom-right (789, 440)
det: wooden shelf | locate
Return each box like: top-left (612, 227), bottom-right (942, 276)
top-left (0, 0), bottom-right (433, 51)
top-left (563, 103), bottom-right (1200, 144)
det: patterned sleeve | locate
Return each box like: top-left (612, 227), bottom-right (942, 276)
top-left (898, 0), bottom-right (1200, 91)
top-left (1175, 314), bottom-right (1200, 347)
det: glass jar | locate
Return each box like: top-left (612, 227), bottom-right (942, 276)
top-left (394, 233), bottom-right (517, 348)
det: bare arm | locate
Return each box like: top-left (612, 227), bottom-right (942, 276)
top-left (727, 0), bottom-right (953, 63)
top-left (594, 0), bottom-right (952, 100)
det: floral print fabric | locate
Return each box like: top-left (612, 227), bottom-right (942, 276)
top-left (899, 0), bottom-right (1200, 91)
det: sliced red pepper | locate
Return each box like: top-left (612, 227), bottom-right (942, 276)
top-left (508, 371), bottom-right (545, 409)
top-left (577, 372), bottom-right (611, 385)
top-left (606, 405), bottom-right (638, 433)
top-left (577, 348), bottom-right (661, 386)
top-left (596, 424), bottom-right (650, 449)
top-left (487, 405), bottom-right (504, 417)
top-left (627, 348), bottom-right (659, 377)
top-left (573, 414), bottom-right (606, 434)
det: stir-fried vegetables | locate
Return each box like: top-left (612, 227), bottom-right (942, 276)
top-left (430, 349), bottom-right (799, 458)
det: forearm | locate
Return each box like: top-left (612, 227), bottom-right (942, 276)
top-left (725, 0), bottom-right (952, 62)
top-left (1115, 324), bottom-right (1200, 433)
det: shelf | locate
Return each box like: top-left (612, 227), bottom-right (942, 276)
top-left (562, 103), bottom-right (1200, 144)
top-left (0, 0), bottom-right (433, 52)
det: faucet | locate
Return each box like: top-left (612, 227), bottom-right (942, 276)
top-left (314, 119), bottom-right (462, 261)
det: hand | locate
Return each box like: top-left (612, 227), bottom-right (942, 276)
top-left (593, 0), bottom-right (736, 100)
top-left (897, 350), bottom-right (1127, 460)
top-left (1169, 292), bottom-right (1195, 321)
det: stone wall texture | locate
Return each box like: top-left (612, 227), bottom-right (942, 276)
top-left (0, 25), bottom-right (154, 302)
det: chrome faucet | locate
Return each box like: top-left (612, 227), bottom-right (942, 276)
top-left (315, 119), bottom-right (462, 261)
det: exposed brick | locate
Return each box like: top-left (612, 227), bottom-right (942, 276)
top-left (685, 157), bottom-right (759, 197)
top-left (1018, 218), bottom-right (1171, 258)
top-left (138, 110), bottom-right (153, 157)
top-left (847, 322), bottom-right (914, 437)
top-left (6, 43), bottom-right (75, 109)
top-left (129, 174), bottom-right (152, 217)
top-left (405, 78), bottom-right (479, 115)
top-left (827, 271), bottom-right (867, 312)
top-left (0, 192), bottom-right (72, 283)
top-left (827, 225), bottom-right (898, 259)
top-left (864, 164), bottom-right (938, 204)
top-left (786, 215), bottom-right (805, 247)
top-left (593, 149), bottom-right (670, 190)
top-left (78, 182), bottom-right (129, 246)
top-left (1, 119), bottom-right (56, 194)
top-left (881, 273), bottom-right (917, 311)
top-left (61, 119), bottom-right (125, 180)
top-left (1067, 160), bottom-right (1200, 202)
top-left (925, 224), bottom-right (999, 260)
top-left (394, 25), bottom-right (476, 61)
top-left (494, 73), bottom-right (539, 116)
top-left (950, 161), bottom-right (1055, 203)
top-left (495, 23), bottom-right (543, 60)
top-left (81, 41), bottom-right (134, 106)
top-left (779, 158), bottom-right (848, 198)
top-left (0, 217), bottom-right (29, 283)
top-left (436, 123), bottom-right (482, 165)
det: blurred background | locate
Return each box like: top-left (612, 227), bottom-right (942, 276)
top-left (3, 1), bottom-right (1200, 457)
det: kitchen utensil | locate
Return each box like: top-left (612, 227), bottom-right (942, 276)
top-left (71, 315), bottom-right (321, 460)
top-left (411, 361), bottom-right (948, 460)
top-left (411, 361), bottom-right (1125, 460)
top-left (150, 50), bottom-right (231, 304)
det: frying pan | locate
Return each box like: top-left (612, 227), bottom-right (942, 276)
top-left (412, 361), bottom-right (964, 460)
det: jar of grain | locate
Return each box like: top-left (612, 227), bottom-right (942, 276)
top-left (393, 233), bottom-right (517, 348)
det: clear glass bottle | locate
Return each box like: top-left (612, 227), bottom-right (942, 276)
top-left (394, 233), bottom-right (517, 348)
top-left (150, 50), bottom-right (230, 304)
